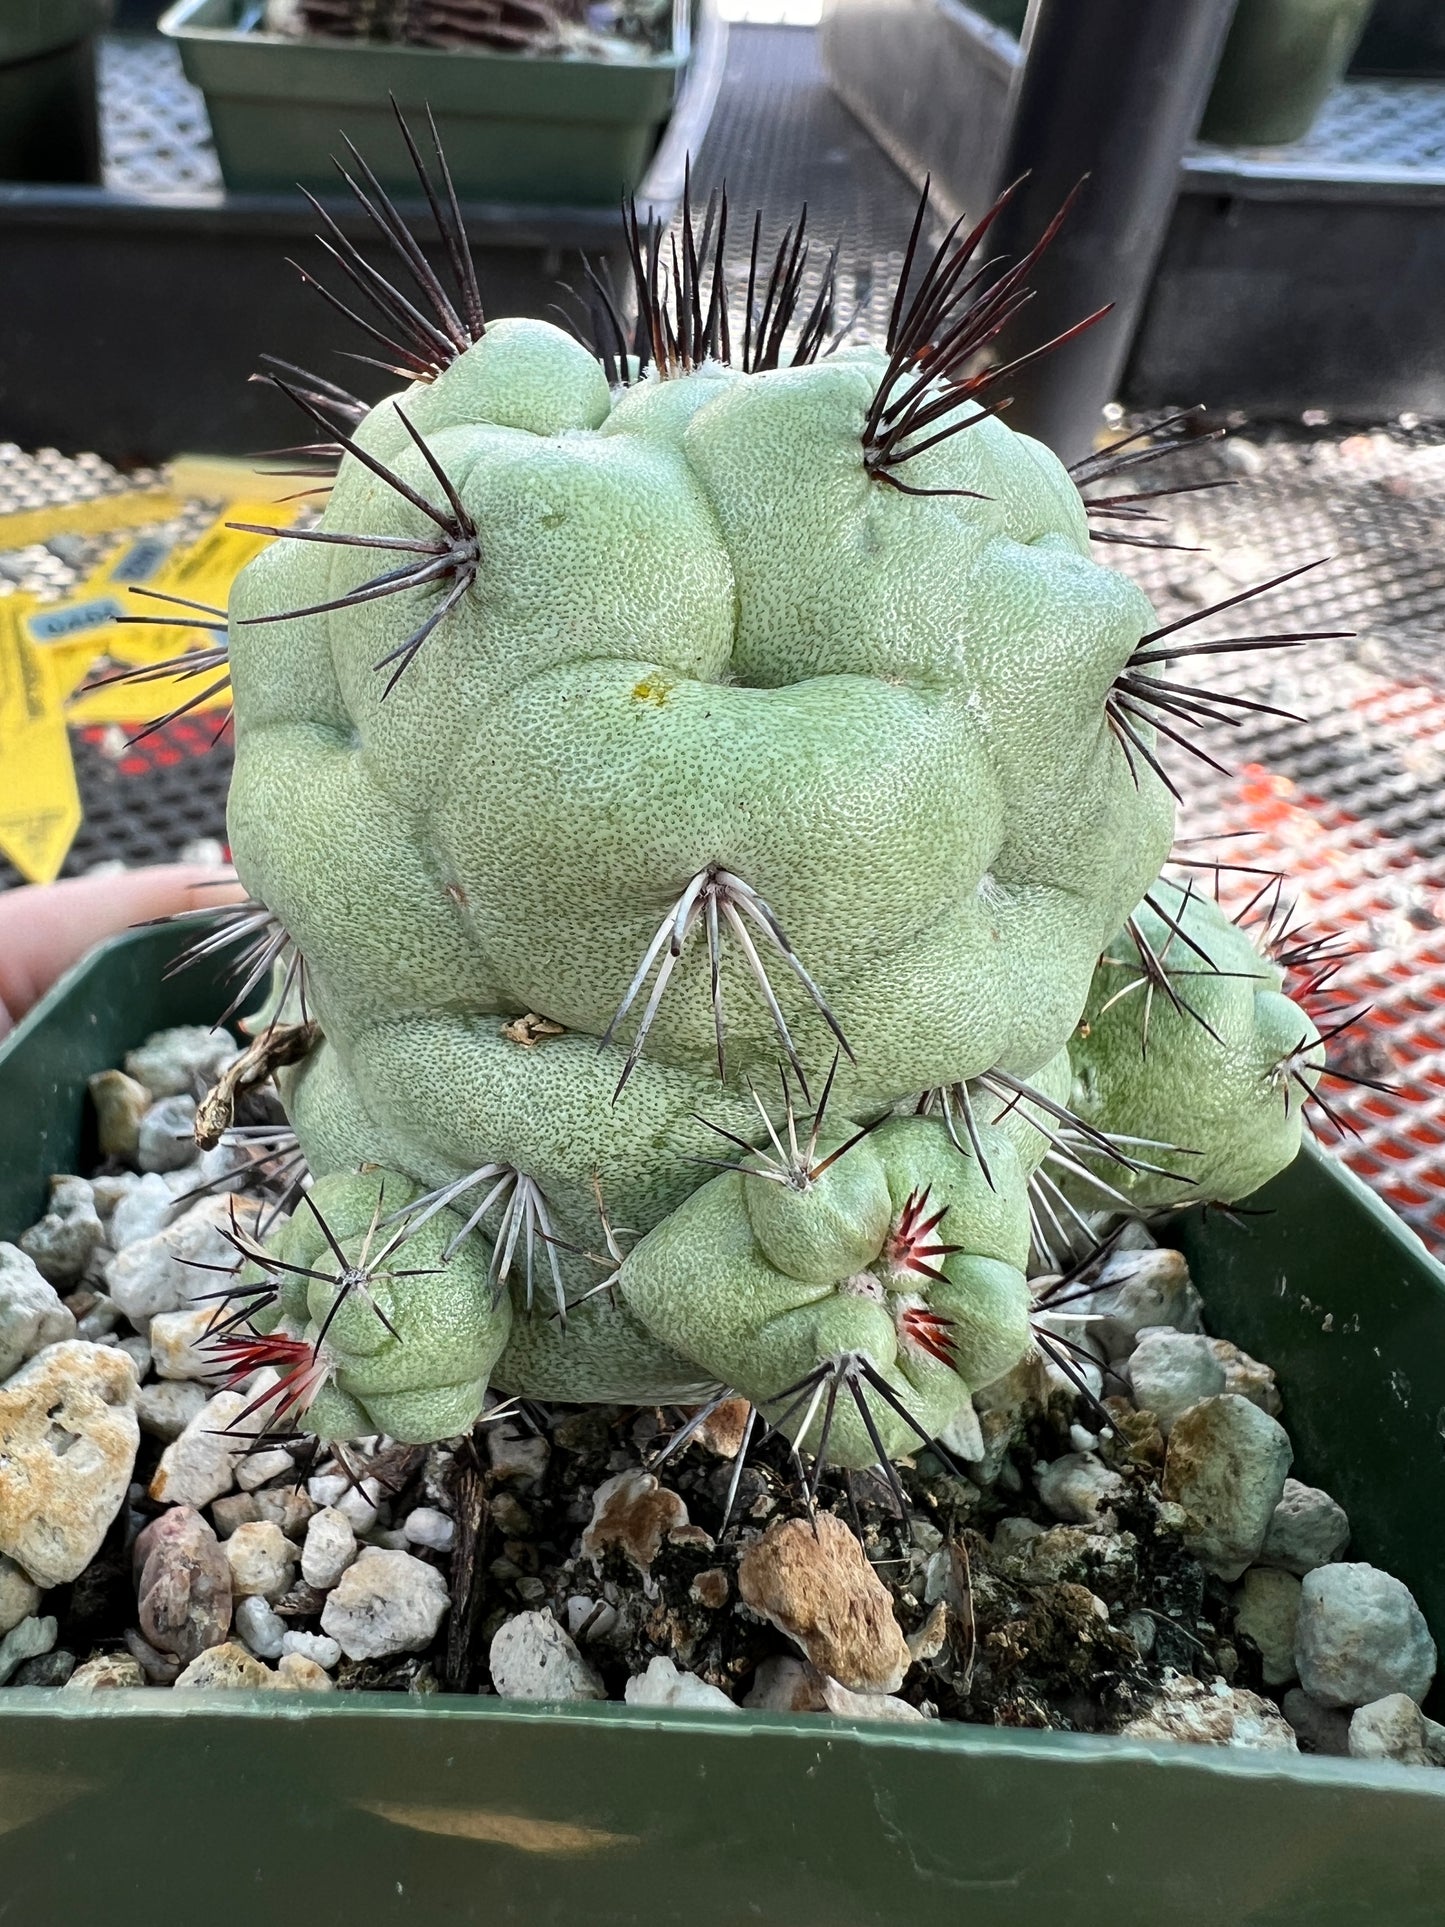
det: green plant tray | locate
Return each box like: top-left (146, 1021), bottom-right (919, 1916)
top-left (3, 923), bottom-right (1445, 1925)
top-left (161, 0), bottom-right (689, 201)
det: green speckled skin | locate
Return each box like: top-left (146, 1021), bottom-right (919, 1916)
top-left (245, 1170), bottom-right (510, 1442)
top-left (1067, 881), bottom-right (1323, 1211)
top-left (222, 315), bottom-right (1306, 1455)
top-left (618, 1116), bottom-right (1030, 1466)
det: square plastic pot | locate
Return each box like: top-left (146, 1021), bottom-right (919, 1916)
top-left (161, 0), bottom-right (690, 201)
top-left (3, 923), bottom-right (1445, 1925)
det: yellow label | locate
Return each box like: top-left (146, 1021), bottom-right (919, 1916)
top-left (14, 501), bottom-right (297, 725)
top-left (0, 488), bottom-right (187, 554)
top-left (168, 455), bottom-right (328, 506)
top-left (0, 598), bottom-right (82, 884)
top-left (31, 528), bottom-right (195, 700)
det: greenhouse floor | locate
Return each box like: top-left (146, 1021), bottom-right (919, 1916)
top-left (3, 22), bottom-right (1445, 1254)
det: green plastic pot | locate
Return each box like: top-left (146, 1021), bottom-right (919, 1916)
top-left (3, 924), bottom-right (1445, 1924)
top-left (0, 0), bottom-right (109, 184)
top-left (1200, 0), bottom-right (1374, 146)
top-left (160, 0), bottom-right (690, 202)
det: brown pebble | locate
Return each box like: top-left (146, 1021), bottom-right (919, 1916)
top-left (692, 1398), bottom-right (752, 1459)
top-left (737, 1514), bottom-right (910, 1694)
top-left (582, 1471), bottom-right (689, 1574)
top-left (134, 1505), bottom-right (232, 1665)
top-left (211, 1493), bottom-right (261, 1539)
top-left (690, 1567), bottom-right (730, 1611)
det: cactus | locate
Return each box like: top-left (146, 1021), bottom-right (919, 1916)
top-left (127, 119), bottom-right (1355, 1479)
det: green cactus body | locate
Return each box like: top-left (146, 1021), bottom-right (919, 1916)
top-left (241, 1169), bottom-right (511, 1442)
top-left (211, 202), bottom-right (1321, 1460)
top-left (617, 1115), bottom-right (1030, 1466)
top-left (1067, 880), bottom-right (1323, 1211)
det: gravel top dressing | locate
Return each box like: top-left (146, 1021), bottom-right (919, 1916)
top-left (0, 1022), bottom-right (1438, 1774)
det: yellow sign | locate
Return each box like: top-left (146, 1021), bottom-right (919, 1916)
top-left (0, 598), bottom-right (82, 884)
top-left (0, 489), bottom-right (186, 554)
top-left (0, 492), bottom-right (301, 880)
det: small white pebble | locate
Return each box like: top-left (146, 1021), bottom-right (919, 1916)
top-left (281, 1629), bottom-right (341, 1671)
top-left (235, 1447), bottom-right (295, 1491)
top-left (403, 1507), bottom-right (455, 1553)
top-left (235, 1594), bottom-right (287, 1660)
top-left (307, 1470), bottom-right (381, 1534)
top-left (224, 1520), bottom-right (297, 1601)
top-left (564, 1595), bottom-right (619, 1642)
top-left (624, 1656), bottom-right (740, 1713)
top-left (301, 1507), bottom-right (359, 1589)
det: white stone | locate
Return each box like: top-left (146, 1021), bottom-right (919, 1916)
top-left (235, 1594), bottom-right (287, 1660)
top-left (0, 1244), bottom-right (77, 1379)
top-left (743, 1655), bottom-right (927, 1722)
top-left (235, 1447), bottom-right (295, 1491)
top-left (320, 1547), bottom-right (449, 1660)
top-left (301, 1507), bottom-right (358, 1589)
top-left (1126, 1328), bottom-right (1226, 1435)
top-left (18, 1178), bottom-right (104, 1287)
top-left (281, 1629), bottom-right (341, 1671)
top-left (64, 1653), bottom-right (147, 1693)
top-left (253, 1486), bottom-right (316, 1540)
top-left (274, 1652), bottom-right (335, 1692)
top-left (173, 1641), bottom-right (273, 1691)
top-left (1233, 1567), bottom-right (1301, 1686)
top-left (0, 1614), bottom-right (58, 1685)
top-left (0, 1553), bottom-right (40, 1635)
top-left (149, 1305), bottom-right (221, 1381)
top-left (1121, 1671), bottom-right (1296, 1752)
top-left (485, 1424), bottom-right (550, 1484)
top-left (402, 1506), bottom-right (455, 1553)
top-left (136, 1379), bottom-right (210, 1442)
top-left (623, 1655), bottom-right (740, 1713)
top-left (76, 1295), bottom-right (122, 1341)
top-left (488, 1610), bottom-right (605, 1701)
top-left (137, 1095), bottom-right (200, 1174)
top-left (563, 1595), bottom-right (619, 1642)
top-left (90, 1173), bottom-right (141, 1221)
top-left (1296, 1563), bottom-right (1437, 1708)
top-left (935, 1401), bottom-right (984, 1460)
top-left (1035, 1452), bottom-right (1124, 1525)
top-left (0, 1342), bottom-right (140, 1586)
top-left (106, 1196), bottom-right (248, 1324)
top-left (1259, 1478), bottom-right (1350, 1576)
top-left (125, 1026), bottom-right (237, 1099)
top-left (224, 1520), bottom-right (296, 1600)
top-left (307, 1469), bottom-right (381, 1533)
top-left (116, 1335), bottom-right (152, 1378)
top-left (149, 1388), bottom-right (252, 1508)
top-left (1207, 1338), bottom-right (1281, 1417)
top-left (1069, 1246), bottom-right (1203, 1360)
top-left (1162, 1395), bottom-right (1293, 1580)
top-left (108, 1174), bottom-right (177, 1252)
top-left (1348, 1694), bottom-right (1445, 1767)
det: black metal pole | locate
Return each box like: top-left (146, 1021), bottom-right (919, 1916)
top-left (986, 0), bottom-right (1238, 462)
